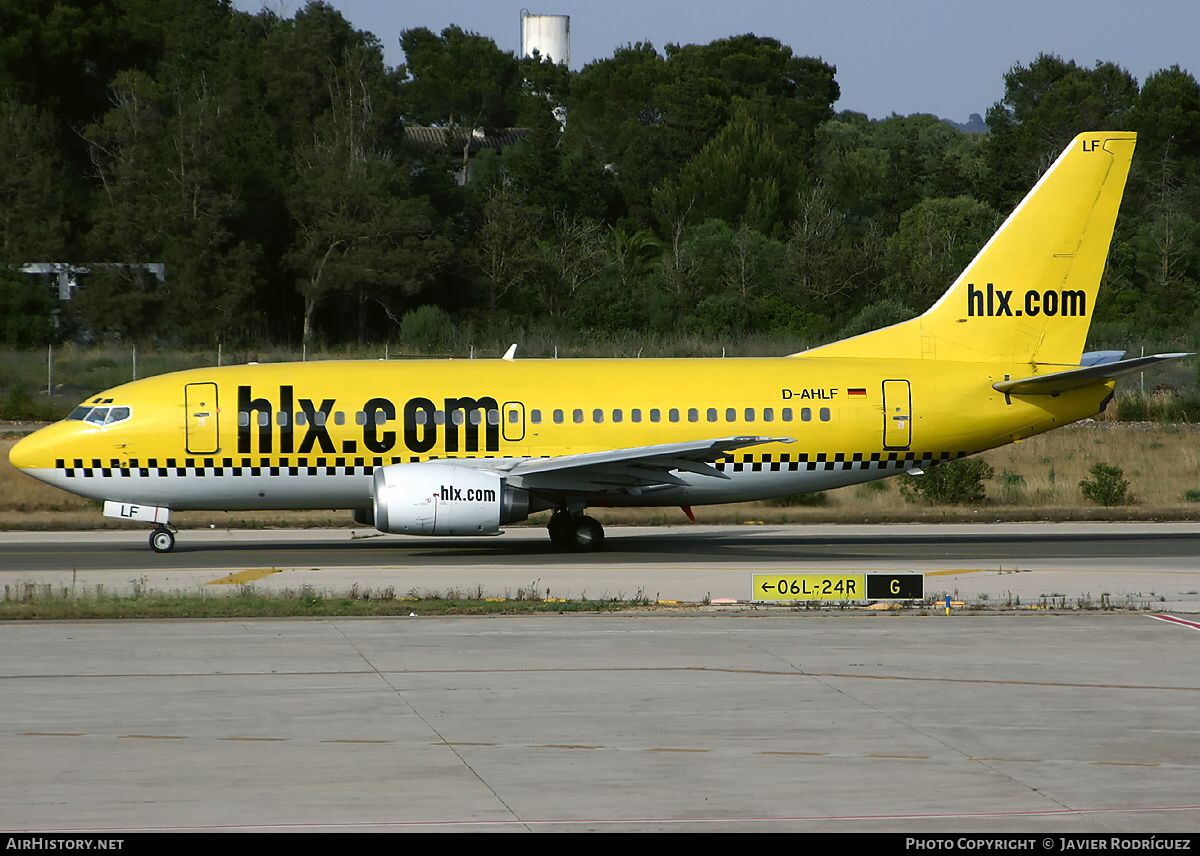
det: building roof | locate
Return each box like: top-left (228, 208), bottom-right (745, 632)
top-left (404, 127), bottom-right (530, 154)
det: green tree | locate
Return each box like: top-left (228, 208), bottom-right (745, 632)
top-left (0, 0), bottom-right (169, 166)
top-left (465, 184), bottom-right (545, 311)
top-left (984, 55), bottom-right (1139, 210)
top-left (400, 25), bottom-right (522, 132)
top-left (654, 109), bottom-right (798, 238)
top-left (900, 458), bottom-right (994, 505)
top-left (664, 34), bottom-right (838, 150)
top-left (1132, 66), bottom-right (1200, 179)
top-left (538, 211), bottom-right (606, 318)
top-left (0, 268), bottom-right (54, 346)
top-left (1079, 463), bottom-right (1130, 506)
top-left (883, 196), bottom-right (999, 307)
top-left (0, 98), bottom-right (69, 262)
top-left (678, 219), bottom-right (781, 301)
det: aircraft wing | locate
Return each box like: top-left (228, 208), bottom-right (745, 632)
top-left (993, 353), bottom-right (1192, 395)
top-left (498, 436), bottom-right (794, 493)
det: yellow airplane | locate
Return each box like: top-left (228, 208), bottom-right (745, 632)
top-left (8, 131), bottom-right (1187, 552)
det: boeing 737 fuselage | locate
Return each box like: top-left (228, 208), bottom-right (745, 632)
top-left (8, 132), bottom-right (1186, 552)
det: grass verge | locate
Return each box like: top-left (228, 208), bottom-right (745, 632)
top-left (0, 581), bottom-right (659, 620)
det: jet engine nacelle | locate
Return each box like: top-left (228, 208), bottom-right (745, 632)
top-left (371, 463), bottom-right (529, 536)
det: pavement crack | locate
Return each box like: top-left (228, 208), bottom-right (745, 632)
top-left (330, 622), bottom-right (531, 831)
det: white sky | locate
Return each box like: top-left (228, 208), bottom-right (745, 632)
top-left (236, 1), bottom-right (1200, 122)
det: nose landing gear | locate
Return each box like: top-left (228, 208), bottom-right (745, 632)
top-left (150, 526), bottom-right (177, 553)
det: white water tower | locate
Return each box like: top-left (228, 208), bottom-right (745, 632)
top-left (520, 10), bottom-right (569, 65)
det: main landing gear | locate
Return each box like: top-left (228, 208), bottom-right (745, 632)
top-left (149, 525), bottom-right (177, 553)
top-left (547, 511), bottom-right (605, 552)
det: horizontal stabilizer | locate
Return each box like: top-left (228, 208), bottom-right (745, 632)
top-left (994, 353), bottom-right (1191, 395)
top-left (1079, 350), bottom-right (1126, 367)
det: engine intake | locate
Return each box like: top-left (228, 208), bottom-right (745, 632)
top-left (371, 463), bottom-right (529, 535)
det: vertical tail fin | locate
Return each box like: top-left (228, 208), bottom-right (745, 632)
top-left (803, 132), bottom-right (1136, 365)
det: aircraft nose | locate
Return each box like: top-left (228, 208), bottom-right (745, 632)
top-left (8, 427), bottom-right (55, 472)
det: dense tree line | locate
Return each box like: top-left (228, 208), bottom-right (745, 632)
top-left (0, 1), bottom-right (1197, 350)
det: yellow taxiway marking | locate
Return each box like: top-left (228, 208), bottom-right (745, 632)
top-left (535, 744), bottom-right (601, 750)
top-left (23, 732), bottom-right (83, 737)
top-left (120, 734), bottom-right (185, 739)
top-left (926, 567), bottom-right (1200, 576)
top-left (864, 754), bottom-right (929, 759)
top-left (207, 568), bottom-right (283, 585)
top-left (926, 568), bottom-right (1015, 577)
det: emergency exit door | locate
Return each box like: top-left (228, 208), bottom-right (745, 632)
top-left (185, 382), bottom-right (219, 454)
top-left (882, 380), bottom-right (911, 450)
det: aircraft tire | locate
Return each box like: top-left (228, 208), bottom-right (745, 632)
top-left (150, 528), bottom-right (175, 553)
top-left (547, 513), bottom-right (573, 550)
top-left (568, 516), bottom-right (605, 552)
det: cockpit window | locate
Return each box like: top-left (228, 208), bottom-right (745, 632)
top-left (69, 405), bottom-right (132, 426)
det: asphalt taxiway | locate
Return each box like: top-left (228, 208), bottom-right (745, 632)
top-left (1, 522), bottom-right (1198, 609)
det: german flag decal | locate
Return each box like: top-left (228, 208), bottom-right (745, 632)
top-left (848, 388), bottom-right (867, 397)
